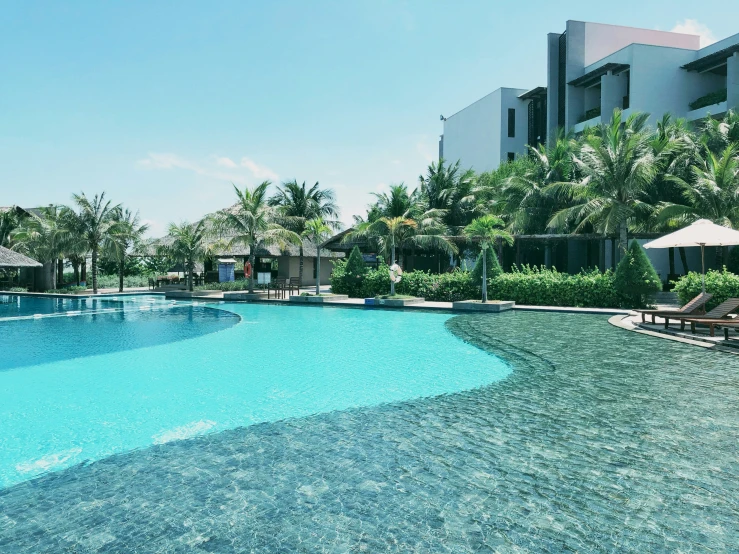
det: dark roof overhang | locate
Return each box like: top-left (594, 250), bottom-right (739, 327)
top-left (568, 63), bottom-right (630, 88)
top-left (518, 86), bottom-right (547, 100)
top-left (682, 43), bottom-right (739, 72)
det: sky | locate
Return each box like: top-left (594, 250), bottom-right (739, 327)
top-left (0, 1), bottom-right (735, 237)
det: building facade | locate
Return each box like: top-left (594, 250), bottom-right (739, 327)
top-left (441, 20), bottom-right (739, 172)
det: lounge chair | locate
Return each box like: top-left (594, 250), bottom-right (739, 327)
top-left (636, 292), bottom-right (712, 323)
top-left (667, 297), bottom-right (739, 336)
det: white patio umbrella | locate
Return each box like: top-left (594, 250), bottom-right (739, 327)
top-left (643, 219), bottom-right (739, 293)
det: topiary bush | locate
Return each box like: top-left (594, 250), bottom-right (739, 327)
top-left (672, 269), bottom-right (739, 311)
top-left (470, 248), bottom-right (503, 285)
top-left (613, 240), bottom-right (662, 307)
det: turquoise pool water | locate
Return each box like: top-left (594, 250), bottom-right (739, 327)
top-left (0, 297), bottom-right (510, 488)
top-left (1, 300), bottom-right (737, 552)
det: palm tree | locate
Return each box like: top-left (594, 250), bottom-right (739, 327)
top-left (58, 207), bottom-right (90, 286)
top-left (347, 214), bottom-right (458, 296)
top-left (269, 180), bottom-right (339, 286)
top-left (213, 182), bottom-right (301, 294)
top-left (700, 109), bottom-right (739, 156)
top-left (497, 131), bottom-right (576, 234)
top-left (0, 208), bottom-right (20, 248)
top-left (106, 209), bottom-right (149, 292)
top-left (547, 110), bottom-right (659, 260)
top-left (419, 158), bottom-right (478, 232)
top-left (301, 217), bottom-right (333, 296)
top-left (71, 192), bottom-right (122, 294)
top-left (463, 215), bottom-right (513, 303)
top-left (157, 220), bottom-right (211, 292)
top-left (10, 206), bottom-right (67, 289)
top-left (370, 183), bottom-right (423, 220)
top-left (656, 145), bottom-right (739, 267)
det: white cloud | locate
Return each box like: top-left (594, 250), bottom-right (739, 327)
top-left (671, 19), bottom-right (716, 47)
top-left (136, 152), bottom-right (278, 185)
top-left (214, 156), bottom-right (238, 168)
top-left (416, 139), bottom-right (435, 163)
top-left (239, 157), bottom-right (279, 181)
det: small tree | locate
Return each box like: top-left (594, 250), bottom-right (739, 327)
top-left (471, 248), bottom-right (503, 284)
top-left (614, 240), bottom-right (661, 307)
top-left (345, 245), bottom-right (367, 297)
top-left (464, 215), bottom-right (513, 302)
top-left (301, 217), bottom-right (332, 296)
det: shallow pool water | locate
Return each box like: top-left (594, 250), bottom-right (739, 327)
top-left (0, 304), bottom-right (737, 552)
top-left (0, 299), bottom-right (510, 488)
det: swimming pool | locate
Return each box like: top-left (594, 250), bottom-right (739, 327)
top-left (0, 300), bottom-right (737, 552)
top-left (0, 296), bottom-right (510, 488)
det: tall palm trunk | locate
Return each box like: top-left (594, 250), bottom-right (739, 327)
top-left (298, 245), bottom-right (304, 287)
top-left (57, 259), bottom-right (64, 288)
top-left (618, 220), bottom-right (628, 262)
top-left (315, 253), bottom-right (321, 296)
top-left (81, 259), bottom-right (87, 284)
top-left (390, 243), bottom-right (396, 296)
top-left (248, 249), bottom-right (256, 294)
top-left (91, 247), bottom-right (98, 294)
top-left (119, 259), bottom-right (125, 292)
top-left (481, 247), bottom-right (488, 303)
top-left (72, 259), bottom-right (80, 286)
top-left (187, 258), bottom-right (194, 292)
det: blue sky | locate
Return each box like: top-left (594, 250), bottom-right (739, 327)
top-left (0, 1), bottom-right (735, 236)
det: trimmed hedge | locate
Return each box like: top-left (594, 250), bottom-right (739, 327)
top-left (488, 265), bottom-right (627, 308)
top-left (672, 269), bottom-right (739, 310)
top-left (331, 260), bottom-right (632, 307)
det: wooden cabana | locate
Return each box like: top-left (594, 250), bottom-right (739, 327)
top-left (0, 246), bottom-right (42, 290)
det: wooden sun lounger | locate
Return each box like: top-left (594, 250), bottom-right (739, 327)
top-left (636, 292), bottom-right (712, 323)
top-left (667, 297), bottom-right (739, 336)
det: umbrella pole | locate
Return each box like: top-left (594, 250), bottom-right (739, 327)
top-left (701, 243), bottom-right (705, 294)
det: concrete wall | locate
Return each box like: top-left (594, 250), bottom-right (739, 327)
top-left (442, 88), bottom-right (528, 173)
top-left (580, 21), bottom-right (699, 66)
top-left (278, 255), bottom-right (334, 286)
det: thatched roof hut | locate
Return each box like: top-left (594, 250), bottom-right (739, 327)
top-left (0, 246), bottom-right (42, 268)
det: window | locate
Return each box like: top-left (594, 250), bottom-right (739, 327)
top-left (507, 108), bottom-right (516, 137)
top-left (507, 152), bottom-right (515, 162)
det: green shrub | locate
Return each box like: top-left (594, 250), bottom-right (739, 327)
top-left (2, 286), bottom-right (28, 292)
top-left (88, 274), bottom-right (150, 289)
top-left (194, 280), bottom-right (250, 291)
top-left (44, 286), bottom-right (88, 294)
top-left (487, 265), bottom-right (627, 308)
top-left (689, 88), bottom-right (727, 111)
top-left (334, 259), bottom-right (627, 307)
top-left (395, 270), bottom-right (477, 302)
top-left (470, 248), bottom-right (503, 285)
top-left (673, 269), bottom-right (739, 310)
top-left (613, 240), bottom-right (662, 307)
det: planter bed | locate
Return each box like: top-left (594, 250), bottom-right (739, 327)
top-left (452, 300), bottom-right (515, 312)
top-left (368, 296), bottom-right (425, 307)
top-left (289, 294), bottom-right (349, 303)
top-left (165, 290), bottom-right (223, 299)
top-left (223, 291), bottom-right (267, 301)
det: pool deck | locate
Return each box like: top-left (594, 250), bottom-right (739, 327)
top-left (610, 312), bottom-right (739, 354)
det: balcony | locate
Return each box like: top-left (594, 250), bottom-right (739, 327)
top-left (574, 107), bottom-right (601, 133)
top-left (686, 89), bottom-right (728, 121)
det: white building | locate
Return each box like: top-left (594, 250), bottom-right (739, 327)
top-left (441, 20), bottom-right (739, 172)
